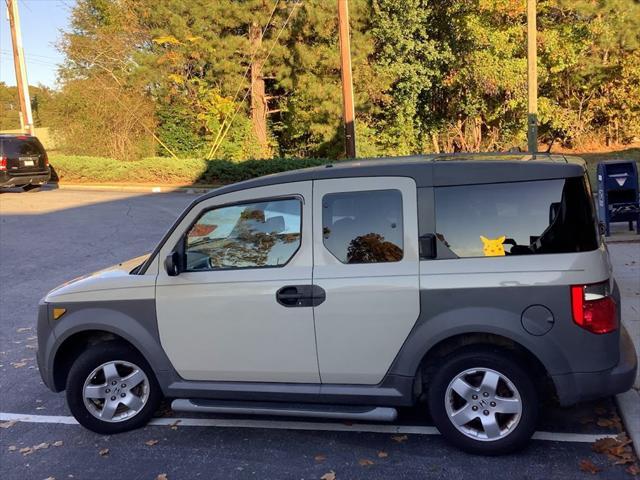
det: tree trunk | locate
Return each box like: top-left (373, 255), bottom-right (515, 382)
top-left (431, 132), bottom-right (440, 153)
top-left (249, 21), bottom-right (269, 158)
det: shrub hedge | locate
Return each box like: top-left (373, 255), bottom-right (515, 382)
top-left (49, 152), bottom-right (637, 190)
top-left (49, 155), bottom-right (332, 185)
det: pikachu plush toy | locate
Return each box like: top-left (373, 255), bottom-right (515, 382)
top-left (480, 235), bottom-right (506, 257)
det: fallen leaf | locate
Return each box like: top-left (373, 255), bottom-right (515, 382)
top-left (377, 451), bottom-right (388, 458)
top-left (597, 418), bottom-right (615, 428)
top-left (8, 445), bottom-right (17, 451)
top-left (0, 420), bottom-right (17, 429)
top-left (16, 327), bottom-right (31, 333)
top-left (20, 447), bottom-right (33, 456)
top-left (358, 458), bottom-right (374, 466)
top-left (592, 437), bottom-right (619, 453)
top-left (320, 471), bottom-right (336, 480)
top-left (33, 442), bottom-right (49, 451)
top-left (612, 455), bottom-right (634, 465)
top-left (10, 362), bottom-right (27, 368)
top-left (594, 406), bottom-right (608, 415)
top-left (579, 459), bottom-right (601, 474)
top-left (145, 439), bottom-right (159, 446)
top-left (156, 475), bottom-right (168, 480)
top-left (52, 441), bottom-right (63, 447)
top-left (44, 477), bottom-right (55, 480)
top-left (169, 420), bottom-right (181, 430)
top-left (391, 435), bottom-right (408, 443)
top-left (314, 454), bottom-right (326, 462)
top-left (98, 448), bottom-right (109, 456)
top-left (626, 464), bottom-right (640, 476)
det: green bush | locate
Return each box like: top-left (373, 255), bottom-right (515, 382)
top-left (49, 155), bottom-right (332, 185)
top-left (49, 151), bottom-right (640, 189)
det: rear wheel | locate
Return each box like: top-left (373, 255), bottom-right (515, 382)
top-left (427, 347), bottom-right (538, 455)
top-left (66, 343), bottom-right (162, 434)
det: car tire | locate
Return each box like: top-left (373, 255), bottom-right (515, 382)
top-left (22, 184), bottom-right (41, 192)
top-left (66, 342), bottom-right (162, 434)
top-left (427, 346), bottom-right (538, 455)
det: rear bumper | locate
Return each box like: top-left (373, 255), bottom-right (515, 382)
top-left (552, 325), bottom-right (638, 406)
top-left (0, 170), bottom-right (50, 187)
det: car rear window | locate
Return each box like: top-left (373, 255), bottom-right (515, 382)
top-left (1, 137), bottom-right (44, 156)
top-left (434, 176), bottom-right (599, 258)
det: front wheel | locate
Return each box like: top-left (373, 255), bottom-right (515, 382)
top-left (427, 347), bottom-right (538, 455)
top-left (66, 343), bottom-right (162, 434)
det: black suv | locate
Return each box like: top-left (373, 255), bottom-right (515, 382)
top-left (0, 134), bottom-right (51, 190)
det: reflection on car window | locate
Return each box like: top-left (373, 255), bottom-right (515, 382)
top-left (434, 177), bottom-right (598, 258)
top-left (322, 189), bottom-right (403, 264)
top-left (185, 198), bottom-right (302, 270)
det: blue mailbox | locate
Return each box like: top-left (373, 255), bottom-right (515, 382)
top-left (597, 160), bottom-right (640, 236)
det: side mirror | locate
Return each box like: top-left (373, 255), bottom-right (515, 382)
top-left (165, 250), bottom-right (183, 277)
top-left (419, 234), bottom-right (437, 260)
top-left (598, 221), bottom-right (606, 236)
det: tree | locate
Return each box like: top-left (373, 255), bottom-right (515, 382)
top-left (49, 0), bottom-right (640, 159)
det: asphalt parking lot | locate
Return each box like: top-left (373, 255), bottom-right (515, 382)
top-left (1, 187), bottom-right (638, 480)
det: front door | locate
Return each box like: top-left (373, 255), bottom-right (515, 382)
top-left (312, 177), bottom-right (420, 384)
top-left (155, 182), bottom-right (320, 383)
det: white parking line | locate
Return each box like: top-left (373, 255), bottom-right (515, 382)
top-left (0, 412), bottom-right (617, 443)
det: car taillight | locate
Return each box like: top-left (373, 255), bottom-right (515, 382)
top-left (571, 282), bottom-right (617, 334)
top-left (0, 156), bottom-right (6, 171)
top-left (43, 152), bottom-right (49, 167)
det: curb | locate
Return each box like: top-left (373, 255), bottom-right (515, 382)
top-left (616, 389), bottom-right (640, 455)
top-left (49, 183), bottom-right (218, 194)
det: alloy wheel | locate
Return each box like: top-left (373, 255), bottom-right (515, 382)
top-left (444, 367), bottom-right (523, 442)
top-left (82, 360), bottom-right (150, 423)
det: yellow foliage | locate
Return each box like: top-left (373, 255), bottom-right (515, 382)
top-left (152, 35), bottom-right (182, 46)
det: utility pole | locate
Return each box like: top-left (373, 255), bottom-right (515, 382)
top-left (526, 0), bottom-right (537, 154)
top-left (337, 0), bottom-right (356, 158)
top-left (6, 0), bottom-right (34, 136)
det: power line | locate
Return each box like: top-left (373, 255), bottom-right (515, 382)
top-left (209, 1), bottom-right (302, 159)
top-left (0, 48), bottom-right (61, 61)
top-left (0, 51), bottom-right (60, 67)
top-left (206, 0), bottom-right (281, 159)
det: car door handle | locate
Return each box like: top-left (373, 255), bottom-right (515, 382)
top-left (276, 285), bottom-right (326, 308)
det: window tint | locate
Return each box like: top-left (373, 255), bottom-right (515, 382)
top-left (322, 189), bottom-right (403, 264)
top-left (185, 198), bottom-right (301, 270)
top-left (1, 137), bottom-right (44, 156)
top-left (434, 177), bottom-right (598, 258)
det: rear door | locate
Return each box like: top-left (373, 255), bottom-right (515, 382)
top-left (312, 177), bottom-right (420, 384)
top-left (2, 137), bottom-right (46, 172)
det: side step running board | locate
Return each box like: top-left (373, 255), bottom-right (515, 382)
top-left (171, 399), bottom-right (398, 422)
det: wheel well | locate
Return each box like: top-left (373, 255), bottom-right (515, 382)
top-left (417, 333), bottom-right (556, 400)
top-left (53, 330), bottom-right (139, 391)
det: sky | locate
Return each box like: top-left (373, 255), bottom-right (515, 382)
top-left (1, 0), bottom-right (72, 88)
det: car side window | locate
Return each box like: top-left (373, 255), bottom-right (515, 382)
top-left (185, 198), bottom-right (302, 271)
top-left (322, 189), bottom-right (403, 264)
top-left (433, 177), bottom-right (598, 258)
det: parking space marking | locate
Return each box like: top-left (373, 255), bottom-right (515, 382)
top-left (0, 412), bottom-right (618, 443)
